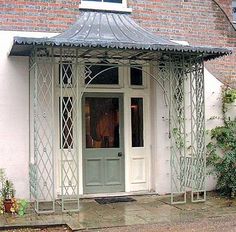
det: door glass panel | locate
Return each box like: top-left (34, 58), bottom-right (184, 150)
top-left (131, 98), bottom-right (144, 147)
top-left (85, 97), bottom-right (120, 148)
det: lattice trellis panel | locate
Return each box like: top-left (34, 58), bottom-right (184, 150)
top-left (167, 53), bottom-right (206, 204)
top-left (33, 47), bottom-right (55, 213)
top-left (59, 48), bottom-right (79, 212)
top-left (29, 50), bottom-right (37, 200)
top-left (168, 54), bottom-right (187, 204)
top-left (190, 57), bottom-right (206, 202)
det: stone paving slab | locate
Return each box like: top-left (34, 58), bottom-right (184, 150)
top-left (0, 193), bottom-right (236, 231)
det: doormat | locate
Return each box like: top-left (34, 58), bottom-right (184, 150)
top-left (95, 197), bottom-right (136, 205)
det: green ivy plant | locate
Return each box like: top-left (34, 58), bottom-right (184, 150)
top-left (206, 86), bottom-right (236, 198)
top-left (173, 127), bottom-right (184, 149)
top-left (222, 86), bottom-right (236, 117)
top-left (1, 180), bottom-right (15, 200)
top-left (0, 198), bottom-right (4, 215)
top-left (17, 199), bottom-right (28, 216)
top-left (222, 88), bottom-right (236, 104)
top-left (11, 198), bottom-right (28, 216)
top-left (0, 169), bottom-right (5, 190)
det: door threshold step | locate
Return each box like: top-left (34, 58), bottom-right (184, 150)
top-left (80, 191), bottom-right (158, 199)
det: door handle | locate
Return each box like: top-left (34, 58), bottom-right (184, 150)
top-left (118, 152), bottom-right (123, 157)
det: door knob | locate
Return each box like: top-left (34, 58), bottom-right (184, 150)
top-left (118, 152), bottom-right (123, 157)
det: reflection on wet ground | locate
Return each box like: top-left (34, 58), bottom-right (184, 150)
top-left (1, 192), bottom-right (236, 231)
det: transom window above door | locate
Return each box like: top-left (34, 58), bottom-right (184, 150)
top-left (84, 63), bottom-right (119, 86)
top-left (80, 0), bottom-right (132, 12)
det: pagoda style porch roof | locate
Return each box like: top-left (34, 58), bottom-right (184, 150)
top-left (9, 10), bottom-right (231, 61)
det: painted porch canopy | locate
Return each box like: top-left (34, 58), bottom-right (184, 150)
top-left (9, 10), bottom-right (230, 60)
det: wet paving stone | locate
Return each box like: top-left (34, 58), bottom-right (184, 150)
top-left (1, 193), bottom-right (236, 231)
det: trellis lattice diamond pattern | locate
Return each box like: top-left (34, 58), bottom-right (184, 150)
top-left (33, 49), bottom-right (55, 213)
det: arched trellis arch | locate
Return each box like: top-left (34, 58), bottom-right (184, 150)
top-left (29, 46), bottom-right (206, 213)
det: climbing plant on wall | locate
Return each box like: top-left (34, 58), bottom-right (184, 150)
top-left (206, 86), bottom-right (236, 198)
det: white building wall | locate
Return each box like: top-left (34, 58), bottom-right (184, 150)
top-left (204, 69), bottom-right (225, 191)
top-left (150, 72), bottom-right (171, 195)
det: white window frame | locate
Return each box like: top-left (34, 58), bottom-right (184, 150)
top-left (79, 0), bottom-right (132, 13)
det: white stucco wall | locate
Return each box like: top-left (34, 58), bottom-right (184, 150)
top-left (204, 69), bottom-right (236, 191)
top-left (0, 31), bottom-right (57, 199)
top-left (204, 69), bottom-right (224, 191)
top-left (150, 73), bottom-right (171, 195)
top-left (225, 103), bottom-right (236, 121)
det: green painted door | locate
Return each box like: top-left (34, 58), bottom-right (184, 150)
top-left (83, 93), bottom-right (125, 194)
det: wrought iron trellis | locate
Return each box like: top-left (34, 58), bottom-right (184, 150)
top-left (29, 47), bottom-right (55, 213)
top-left (190, 57), bottom-right (206, 202)
top-left (59, 48), bottom-right (80, 212)
top-left (169, 54), bottom-right (187, 204)
top-left (29, 47), bottom-right (206, 213)
top-left (158, 53), bottom-right (206, 204)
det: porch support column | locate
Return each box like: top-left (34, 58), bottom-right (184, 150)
top-left (190, 56), bottom-right (206, 202)
top-left (59, 48), bottom-right (79, 212)
top-left (30, 47), bottom-right (55, 213)
top-left (168, 53), bottom-right (206, 204)
top-left (169, 53), bottom-right (187, 204)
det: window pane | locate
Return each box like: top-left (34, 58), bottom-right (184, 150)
top-left (59, 62), bottom-right (73, 87)
top-left (85, 64), bottom-right (119, 85)
top-left (85, 97), bottom-right (120, 148)
top-left (131, 98), bottom-right (144, 147)
top-left (130, 66), bottom-right (143, 86)
top-left (59, 97), bottom-right (73, 149)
